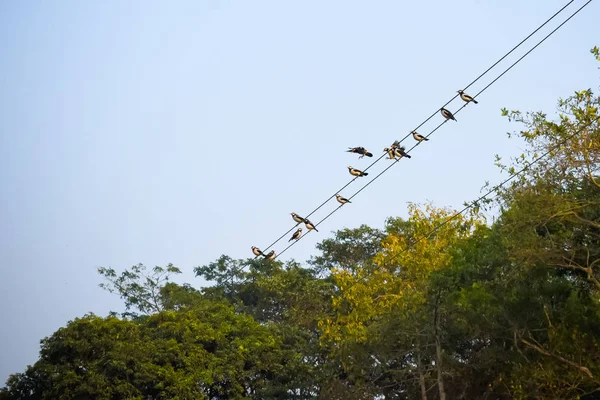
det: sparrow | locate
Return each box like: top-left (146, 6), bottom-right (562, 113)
top-left (348, 166), bottom-right (368, 177)
top-left (346, 146), bottom-right (373, 158)
top-left (304, 219), bottom-right (318, 232)
top-left (263, 250), bottom-right (276, 260)
top-left (457, 89), bottom-right (478, 104)
top-left (383, 147), bottom-right (397, 160)
top-left (412, 131), bottom-right (429, 142)
top-left (441, 107), bottom-right (457, 121)
top-left (291, 212), bottom-right (306, 224)
top-left (251, 246), bottom-right (263, 256)
top-left (394, 146), bottom-right (411, 159)
top-left (289, 227), bottom-right (302, 242)
top-left (336, 194), bottom-right (351, 204)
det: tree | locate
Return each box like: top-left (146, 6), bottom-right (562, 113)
top-left (98, 263), bottom-right (182, 318)
top-left (321, 203), bottom-right (483, 399)
top-left (2, 301), bottom-right (288, 399)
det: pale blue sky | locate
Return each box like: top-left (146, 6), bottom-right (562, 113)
top-left (1, 0), bottom-right (598, 383)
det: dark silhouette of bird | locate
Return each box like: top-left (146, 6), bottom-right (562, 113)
top-left (348, 166), bottom-right (368, 177)
top-left (263, 250), bottom-right (275, 260)
top-left (304, 219), bottom-right (318, 232)
top-left (383, 147), bottom-right (397, 160)
top-left (441, 108), bottom-right (457, 121)
top-left (457, 89), bottom-right (478, 104)
top-left (394, 146), bottom-right (411, 159)
top-left (346, 146), bottom-right (373, 158)
top-left (251, 246), bottom-right (263, 256)
top-left (289, 227), bottom-right (302, 242)
top-left (291, 212), bottom-right (306, 224)
top-left (412, 131), bottom-right (429, 142)
top-left (336, 194), bottom-right (351, 204)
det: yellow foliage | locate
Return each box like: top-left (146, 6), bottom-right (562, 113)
top-left (321, 203), bottom-right (484, 346)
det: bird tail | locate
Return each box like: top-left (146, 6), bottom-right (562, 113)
top-left (406, 155), bottom-right (412, 159)
top-left (363, 172), bottom-right (369, 176)
top-left (365, 152), bottom-right (373, 157)
top-left (314, 227), bottom-right (319, 232)
top-left (423, 137), bottom-right (429, 141)
top-left (472, 99), bottom-right (478, 104)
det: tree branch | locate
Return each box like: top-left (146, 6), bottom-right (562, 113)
top-left (521, 338), bottom-right (594, 378)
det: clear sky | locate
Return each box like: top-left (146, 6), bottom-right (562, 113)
top-left (0, 0), bottom-right (598, 384)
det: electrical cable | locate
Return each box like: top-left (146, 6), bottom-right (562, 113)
top-left (273, 0), bottom-right (593, 259)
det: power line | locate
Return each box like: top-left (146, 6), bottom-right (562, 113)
top-left (273, 0), bottom-right (593, 260)
top-left (254, 0), bottom-right (585, 261)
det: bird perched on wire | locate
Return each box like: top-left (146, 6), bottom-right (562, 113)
top-left (346, 146), bottom-right (373, 158)
top-left (291, 212), bottom-right (306, 224)
top-left (263, 250), bottom-right (275, 260)
top-left (336, 194), bottom-right (351, 204)
top-left (289, 227), bottom-right (302, 242)
top-left (348, 166), bottom-right (368, 177)
top-left (412, 131), bottom-right (429, 142)
top-left (394, 146), bottom-right (412, 159)
top-left (457, 89), bottom-right (478, 104)
top-left (441, 108), bottom-right (457, 121)
top-left (304, 219), bottom-right (318, 232)
top-left (251, 246), bottom-right (263, 257)
top-left (390, 140), bottom-right (401, 149)
top-left (383, 147), bottom-right (397, 160)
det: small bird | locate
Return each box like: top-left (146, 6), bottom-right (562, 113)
top-left (346, 146), bottom-right (373, 158)
top-left (263, 250), bottom-right (275, 260)
top-left (348, 166), bottom-right (368, 177)
top-left (441, 107), bottom-right (457, 121)
top-left (336, 194), bottom-right (351, 204)
top-left (457, 89), bottom-right (478, 104)
top-left (251, 246), bottom-right (263, 256)
top-left (291, 212), bottom-right (306, 224)
top-left (412, 131), bottom-right (429, 142)
top-left (304, 219), bottom-right (318, 232)
top-left (289, 227), bottom-right (302, 242)
top-left (383, 147), bottom-right (397, 160)
top-left (394, 146), bottom-right (412, 159)
top-left (390, 140), bottom-right (401, 149)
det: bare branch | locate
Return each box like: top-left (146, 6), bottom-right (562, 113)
top-left (521, 339), bottom-right (594, 378)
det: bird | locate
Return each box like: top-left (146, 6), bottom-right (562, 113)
top-left (346, 146), bottom-right (373, 158)
top-left (412, 131), bottom-right (429, 142)
top-left (383, 147), bottom-right (397, 160)
top-left (263, 250), bottom-right (275, 260)
top-left (348, 166), bottom-right (368, 177)
top-left (390, 140), bottom-right (401, 149)
top-left (289, 227), bottom-right (302, 242)
top-left (441, 107), bottom-right (457, 121)
top-left (457, 89), bottom-right (478, 104)
top-left (291, 212), bottom-right (306, 224)
top-left (251, 246), bottom-right (263, 256)
top-left (336, 194), bottom-right (351, 204)
top-left (304, 219), bottom-right (318, 232)
top-left (394, 146), bottom-right (411, 159)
